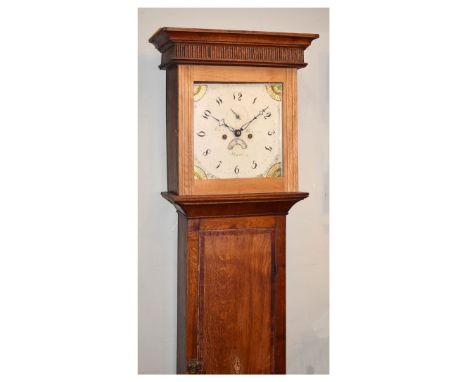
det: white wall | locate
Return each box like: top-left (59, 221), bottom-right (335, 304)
top-left (138, 8), bottom-right (329, 374)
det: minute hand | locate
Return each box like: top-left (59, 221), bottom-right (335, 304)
top-left (239, 106), bottom-right (269, 131)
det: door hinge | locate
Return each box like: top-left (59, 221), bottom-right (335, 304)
top-left (187, 359), bottom-right (203, 374)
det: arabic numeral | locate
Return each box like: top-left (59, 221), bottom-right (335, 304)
top-left (216, 161), bottom-right (222, 169)
top-left (234, 165), bottom-right (240, 174)
top-left (203, 149), bottom-right (211, 156)
top-left (263, 112), bottom-right (271, 119)
top-left (233, 92), bottom-right (242, 101)
top-left (267, 130), bottom-right (275, 136)
top-left (202, 110), bottom-right (211, 119)
top-left (216, 97), bottom-right (223, 105)
top-left (197, 131), bottom-right (206, 137)
top-left (252, 160), bottom-right (258, 169)
top-left (265, 146), bottom-right (272, 152)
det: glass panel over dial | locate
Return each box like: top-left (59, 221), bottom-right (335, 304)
top-left (193, 82), bottom-right (283, 180)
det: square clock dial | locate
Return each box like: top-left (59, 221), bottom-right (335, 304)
top-left (193, 83), bottom-right (283, 180)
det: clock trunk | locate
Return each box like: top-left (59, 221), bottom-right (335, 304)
top-left (163, 192), bottom-right (308, 374)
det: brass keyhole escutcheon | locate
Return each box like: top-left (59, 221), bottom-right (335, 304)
top-left (233, 356), bottom-right (241, 374)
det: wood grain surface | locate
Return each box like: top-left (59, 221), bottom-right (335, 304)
top-left (149, 27), bottom-right (319, 69)
top-left (162, 191), bottom-right (308, 218)
top-left (168, 194), bottom-right (305, 374)
top-left (199, 228), bottom-right (275, 373)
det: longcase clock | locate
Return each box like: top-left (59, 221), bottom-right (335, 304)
top-left (149, 27), bottom-right (319, 374)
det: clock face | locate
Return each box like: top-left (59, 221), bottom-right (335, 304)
top-left (193, 83), bottom-right (283, 180)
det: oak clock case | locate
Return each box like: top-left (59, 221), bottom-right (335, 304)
top-left (149, 27), bottom-right (319, 374)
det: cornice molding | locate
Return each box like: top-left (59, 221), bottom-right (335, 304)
top-left (149, 27), bottom-right (319, 69)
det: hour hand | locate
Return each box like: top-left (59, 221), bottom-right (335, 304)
top-left (210, 115), bottom-right (235, 132)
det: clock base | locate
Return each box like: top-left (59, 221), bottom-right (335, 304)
top-left (162, 192), bottom-right (308, 374)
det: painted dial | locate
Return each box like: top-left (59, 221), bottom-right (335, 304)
top-left (193, 83), bottom-right (283, 180)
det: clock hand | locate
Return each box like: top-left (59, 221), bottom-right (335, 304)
top-left (209, 114), bottom-right (235, 132)
top-left (239, 106), bottom-right (269, 131)
top-left (230, 108), bottom-right (241, 120)
top-left (239, 117), bottom-right (256, 132)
